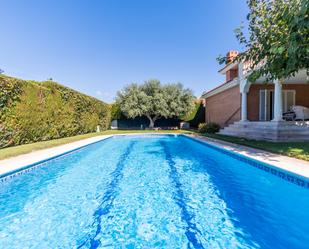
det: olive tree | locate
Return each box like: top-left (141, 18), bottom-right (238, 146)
top-left (218, 0), bottom-right (309, 82)
top-left (116, 79), bottom-right (195, 128)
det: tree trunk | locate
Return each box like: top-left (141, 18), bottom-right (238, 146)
top-left (146, 115), bottom-right (158, 128)
top-left (146, 115), bottom-right (155, 128)
top-left (149, 118), bottom-right (155, 128)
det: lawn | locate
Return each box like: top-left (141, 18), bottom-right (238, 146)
top-left (0, 129), bottom-right (191, 160)
top-left (202, 133), bottom-right (309, 161)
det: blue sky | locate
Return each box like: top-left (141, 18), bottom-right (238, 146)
top-left (1, 0), bottom-right (248, 103)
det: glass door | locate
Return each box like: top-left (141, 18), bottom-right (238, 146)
top-left (260, 89), bottom-right (295, 121)
top-left (259, 89), bottom-right (274, 121)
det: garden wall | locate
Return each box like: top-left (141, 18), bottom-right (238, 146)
top-left (0, 75), bottom-right (111, 148)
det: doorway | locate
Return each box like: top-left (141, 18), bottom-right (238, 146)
top-left (259, 90), bottom-right (274, 121)
top-left (259, 89), bottom-right (296, 121)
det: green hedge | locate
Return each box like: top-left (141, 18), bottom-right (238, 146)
top-left (180, 100), bottom-right (205, 127)
top-left (0, 75), bottom-right (111, 148)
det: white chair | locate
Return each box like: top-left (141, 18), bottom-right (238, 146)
top-left (291, 106), bottom-right (309, 120)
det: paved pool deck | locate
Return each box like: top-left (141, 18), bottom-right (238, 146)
top-left (0, 133), bottom-right (308, 180)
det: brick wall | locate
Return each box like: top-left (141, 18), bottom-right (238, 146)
top-left (247, 84), bottom-right (309, 121)
top-left (205, 85), bottom-right (241, 127)
top-left (226, 69), bottom-right (238, 82)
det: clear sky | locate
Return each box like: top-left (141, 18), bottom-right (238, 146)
top-left (1, 0), bottom-right (248, 103)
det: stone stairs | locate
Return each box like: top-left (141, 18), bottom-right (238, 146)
top-left (219, 121), bottom-right (309, 141)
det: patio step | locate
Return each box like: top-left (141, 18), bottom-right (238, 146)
top-left (223, 126), bottom-right (309, 134)
top-left (219, 131), bottom-right (309, 141)
top-left (219, 121), bottom-right (309, 141)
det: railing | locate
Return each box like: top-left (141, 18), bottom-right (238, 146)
top-left (224, 107), bottom-right (241, 126)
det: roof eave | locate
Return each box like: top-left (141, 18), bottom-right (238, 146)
top-left (201, 78), bottom-right (240, 99)
top-left (218, 61), bottom-right (239, 74)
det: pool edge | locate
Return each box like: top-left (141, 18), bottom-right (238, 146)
top-left (0, 135), bottom-right (114, 180)
top-left (1, 133), bottom-right (308, 189)
top-left (183, 134), bottom-right (309, 188)
top-left (0, 133), bottom-right (179, 181)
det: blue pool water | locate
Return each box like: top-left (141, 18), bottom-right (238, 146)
top-left (0, 135), bottom-right (308, 248)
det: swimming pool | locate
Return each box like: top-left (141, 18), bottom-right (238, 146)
top-left (0, 135), bottom-right (308, 248)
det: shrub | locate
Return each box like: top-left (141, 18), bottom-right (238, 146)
top-left (198, 122), bottom-right (220, 134)
top-left (0, 75), bottom-right (111, 148)
top-left (198, 123), bottom-right (207, 133)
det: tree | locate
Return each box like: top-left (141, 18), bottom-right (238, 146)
top-left (116, 79), bottom-right (195, 128)
top-left (218, 0), bottom-right (309, 82)
top-left (0, 69), bottom-right (4, 74)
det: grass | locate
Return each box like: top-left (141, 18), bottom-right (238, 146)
top-left (202, 133), bottom-right (309, 161)
top-left (0, 129), bottom-right (192, 160)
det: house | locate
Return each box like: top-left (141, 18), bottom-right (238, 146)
top-left (202, 51), bottom-right (309, 141)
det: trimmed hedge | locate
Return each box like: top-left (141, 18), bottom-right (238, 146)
top-left (181, 101), bottom-right (205, 128)
top-left (0, 75), bottom-right (111, 148)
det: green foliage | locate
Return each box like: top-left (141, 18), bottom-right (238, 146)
top-left (0, 75), bottom-right (111, 148)
top-left (198, 122), bottom-right (220, 134)
top-left (198, 123), bottom-right (207, 133)
top-left (218, 0), bottom-right (309, 81)
top-left (117, 79), bottom-right (195, 128)
top-left (181, 102), bottom-right (200, 122)
top-left (180, 100), bottom-right (205, 128)
top-left (0, 76), bottom-right (23, 115)
top-left (110, 102), bottom-right (123, 120)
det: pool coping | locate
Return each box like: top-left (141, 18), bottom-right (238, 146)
top-left (185, 134), bottom-right (309, 181)
top-left (0, 135), bottom-right (113, 179)
top-left (0, 133), bottom-right (308, 184)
